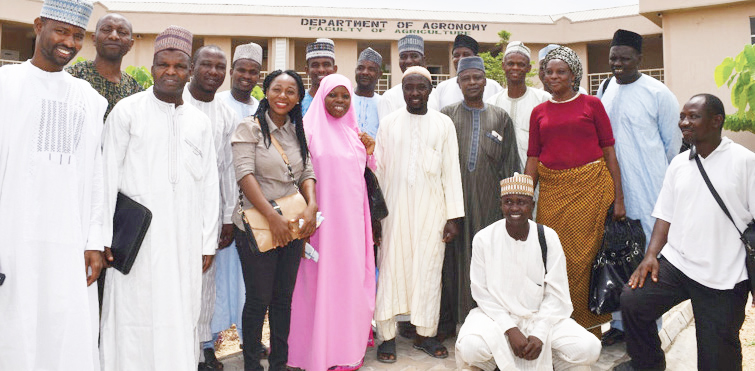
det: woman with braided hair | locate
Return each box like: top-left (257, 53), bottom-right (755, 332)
top-left (524, 46), bottom-right (626, 337)
top-left (231, 69), bottom-right (318, 371)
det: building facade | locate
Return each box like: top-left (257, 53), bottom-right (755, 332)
top-left (2, 0), bottom-right (753, 147)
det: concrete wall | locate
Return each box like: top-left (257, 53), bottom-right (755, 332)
top-left (659, 1), bottom-right (755, 148)
top-left (586, 35), bottom-right (664, 74)
top-left (0, 23), bottom-right (35, 61)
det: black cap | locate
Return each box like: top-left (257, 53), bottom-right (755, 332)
top-left (453, 34), bottom-right (479, 55)
top-left (611, 29), bottom-right (642, 53)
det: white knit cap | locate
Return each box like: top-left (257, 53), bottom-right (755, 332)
top-left (234, 42), bottom-right (263, 65)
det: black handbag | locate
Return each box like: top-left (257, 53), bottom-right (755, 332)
top-left (589, 206), bottom-right (645, 315)
top-left (110, 192), bottom-right (152, 274)
top-left (364, 167), bottom-right (388, 221)
top-left (694, 151), bottom-right (755, 295)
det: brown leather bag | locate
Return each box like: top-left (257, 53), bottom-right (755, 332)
top-left (238, 119), bottom-right (307, 253)
top-left (240, 192), bottom-right (307, 253)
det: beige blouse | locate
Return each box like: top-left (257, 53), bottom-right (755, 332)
top-left (231, 112), bottom-right (315, 228)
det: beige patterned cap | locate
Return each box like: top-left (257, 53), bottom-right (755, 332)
top-left (154, 25), bottom-right (193, 56)
top-left (500, 172), bottom-right (534, 197)
top-left (234, 42), bottom-right (263, 65)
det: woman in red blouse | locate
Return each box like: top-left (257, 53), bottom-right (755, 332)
top-left (524, 46), bottom-right (625, 337)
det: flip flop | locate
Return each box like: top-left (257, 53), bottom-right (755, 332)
top-left (377, 339), bottom-right (397, 364)
top-left (413, 337), bottom-right (448, 359)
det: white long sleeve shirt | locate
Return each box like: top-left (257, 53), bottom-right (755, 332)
top-left (470, 219), bottom-right (573, 342)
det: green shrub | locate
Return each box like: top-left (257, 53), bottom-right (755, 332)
top-left (714, 44), bottom-right (755, 133)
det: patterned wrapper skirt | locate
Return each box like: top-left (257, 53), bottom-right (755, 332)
top-left (536, 159), bottom-right (614, 333)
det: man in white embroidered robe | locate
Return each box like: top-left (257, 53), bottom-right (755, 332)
top-left (184, 44), bottom-right (240, 370)
top-left (100, 26), bottom-right (219, 371)
top-left (374, 66), bottom-right (464, 361)
top-left (0, 1), bottom-right (106, 370)
top-left (456, 174), bottom-right (600, 371)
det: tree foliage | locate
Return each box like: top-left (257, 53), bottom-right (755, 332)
top-left (124, 65), bottom-right (154, 89)
top-left (714, 44), bottom-right (755, 133)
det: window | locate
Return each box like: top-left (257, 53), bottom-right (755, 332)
top-left (751, 17), bottom-right (755, 44)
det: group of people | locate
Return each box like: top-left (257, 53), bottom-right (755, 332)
top-left (1, 1), bottom-right (754, 371)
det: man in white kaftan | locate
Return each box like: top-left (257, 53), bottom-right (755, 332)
top-left (374, 67), bottom-right (464, 350)
top-left (218, 90), bottom-right (258, 119)
top-left (597, 29), bottom-right (681, 339)
top-left (378, 35), bottom-right (439, 119)
top-left (0, 2), bottom-right (106, 371)
top-left (100, 26), bottom-right (219, 371)
top-left (184, 45), bottom-right (240, 370)
top-left (456, 174), bottom-right (600, 371)
top-left (209, 43), bottom-right (264, 351)
top-left (487, 42), bottom-right (550, 171)
top-left (433, 34), bottom-right (503, 110)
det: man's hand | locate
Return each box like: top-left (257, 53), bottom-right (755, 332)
top-left (523, 336), bottom-right (543, 360)
top-left (442, 219), bottom-right (460, 243)
top-left (103, 246), bottom-right (114, 268)
top-left (84, 250), bottom-right (105, 286)
top-left (218, 224), bottom-right (234, 249)
top-left (506, 327), bottom-right (528, 359)
top-left (628, 255), bottom-right (660, 289)
top-left (202, 255), bottom-right (214, 273)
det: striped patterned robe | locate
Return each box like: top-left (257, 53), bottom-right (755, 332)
top-left (374, 108), bottom-right (465, 330)
top-left (441, 102), bottom-right (521, 325)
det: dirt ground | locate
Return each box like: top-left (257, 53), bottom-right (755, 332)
top-left (215, 316), bottom-right (269, 358)
top-left (213, 300), bottom-right (755, 368)
top-left (741, 301), bottom-right (755, 370)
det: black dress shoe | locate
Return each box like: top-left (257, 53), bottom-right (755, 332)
top-left (203, 348), bottom-right (224, 370)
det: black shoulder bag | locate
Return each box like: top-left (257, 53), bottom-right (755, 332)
top-left (537, 223), bottom-right (547, 272)
top-left (694, 152), bottom-right (755, 295)
top-left (589, 206), bottom-right (646, 315)
top-left (364, 167), bottom-right (388, 221)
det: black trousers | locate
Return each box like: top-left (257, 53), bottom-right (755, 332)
top-left (438, 241), bottom-right (457, 336)
top-left (621, 256), bottom-right (748, 371)
top-left (235, 227), bottom-right (304, 371)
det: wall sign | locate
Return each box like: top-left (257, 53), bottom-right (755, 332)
top-left (300, 18), bottom-right (487, 35)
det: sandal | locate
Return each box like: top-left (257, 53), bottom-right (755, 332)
top-left (601, 328), bottom-right (625, 346)
top-left (413, 336), bottom-right (448, 359)
top-left (203, 348), bottom-right (224, 370)
top-left (377, 339), bottom-right (397, 364)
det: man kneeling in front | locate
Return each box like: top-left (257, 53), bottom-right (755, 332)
top-left (456, 173), bottom-right (601, 371)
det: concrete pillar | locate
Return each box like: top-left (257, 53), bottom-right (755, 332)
top-left (267, 38), bottom-right (274, 72)
top-left (334, 39), bottom-right (358, 87)
top-left (287, 39), bottom-right (296, 70)
top-left (204, 36), bottom-right (233, 91)
top-left (569, 42), bottom-right (589, 93)
top-left (390, 40), bottom-right (400, 87)
top-left (448, 42), bottom-right (456, 76)
top-left (271, 37), bottom-right (289, 71)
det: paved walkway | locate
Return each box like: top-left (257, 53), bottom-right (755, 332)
top-left (219, 301), bottom-right (695, 370)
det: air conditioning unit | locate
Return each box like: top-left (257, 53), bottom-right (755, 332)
top-left (1, 49), bottom-right (20, 61)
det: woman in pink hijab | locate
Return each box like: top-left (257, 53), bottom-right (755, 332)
top-left (288, 74), bottom-right (376, 371)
